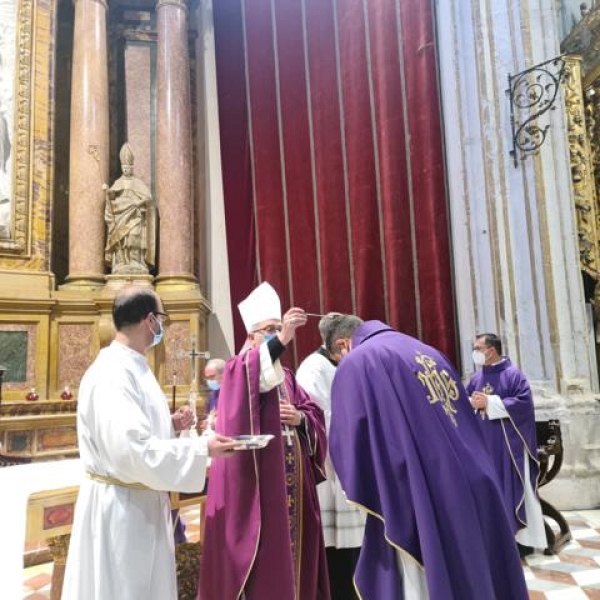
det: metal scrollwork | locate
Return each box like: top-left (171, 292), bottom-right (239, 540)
top-left (508, 56), bottom-right (567, 167)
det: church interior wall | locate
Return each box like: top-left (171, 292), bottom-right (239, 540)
top-left (436, 0), bottom-right (600, 509)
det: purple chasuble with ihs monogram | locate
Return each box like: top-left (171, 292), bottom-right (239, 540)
top-left (330, 321), bottom-right (529, 600)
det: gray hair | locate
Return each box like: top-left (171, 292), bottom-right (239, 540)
top-left (325, 314), bottom-right (363, 355)
top-left (318, 312), bottom-right (343, 342)
top-left (205, 358), bottom-right (226, 374)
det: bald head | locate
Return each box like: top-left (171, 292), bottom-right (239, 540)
top-left (113, 286), bottom-right (160, 331)
top-left (205, 358), bottom-right (225, 375)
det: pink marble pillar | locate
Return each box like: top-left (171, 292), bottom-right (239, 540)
top-left (64, 0), bottom-right (109, 289)
top-left (155, 0), bottom-right (197, 289)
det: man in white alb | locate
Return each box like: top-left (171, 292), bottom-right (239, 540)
top-left (61, 286), bottom-right (237, 600)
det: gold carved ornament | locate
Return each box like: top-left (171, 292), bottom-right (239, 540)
top-left (1, 0), bottom-right (33, 256)
top-left (47, 533), bottom-right (71, 566)
top-left (564, 57), bottom-right (600, 280)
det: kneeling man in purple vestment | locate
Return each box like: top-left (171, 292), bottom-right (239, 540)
top-left (327, 316), bottom-right (529, 600)
top-left (199, 282), bottom-right (330, 600)
top-left (467, 333), bottom-right (546, 554)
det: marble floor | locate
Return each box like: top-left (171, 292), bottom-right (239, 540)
top-left (22, 510), bottom-right (600, 599)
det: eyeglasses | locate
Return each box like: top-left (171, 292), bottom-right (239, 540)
top-left (254, 324), bottom-right (282, 335)
top-left (152, 311), bottom-right (170, 324)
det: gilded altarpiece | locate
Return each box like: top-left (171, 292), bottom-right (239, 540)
top-left (564, 58), bottom-right (600, 279)
top-left (0, 0), bottom-right (53, 266)
top-left (0, 0), bottom-right (210, 470)
top-left (563, 11), bottom-right (600, 363)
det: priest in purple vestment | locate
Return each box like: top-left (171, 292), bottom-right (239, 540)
top-left (198, 282), bottom-right (330, 600)
top-left (467, 333), bottom-right (546, 553)
top-left (327, 316), bottom-right (529, 600)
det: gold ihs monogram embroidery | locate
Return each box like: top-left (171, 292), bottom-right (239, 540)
top-left (415, 351), bottom-right (460, 426)
top-left (482, 383), bottom-right (494, 395)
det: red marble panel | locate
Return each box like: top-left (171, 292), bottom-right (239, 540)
top-left (124, 42), bottom-right (153, 190)
top-left (43, 503), bottom-right (75, 530)
top-left (57, 323), bottom-right (94, 390)
top-left (37, 426), bottom-right (77, 451)
top-left (164, 321), bottom-right (192, 386)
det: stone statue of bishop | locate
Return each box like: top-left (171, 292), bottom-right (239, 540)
top-left (104, 143), bottom-right (156, 275)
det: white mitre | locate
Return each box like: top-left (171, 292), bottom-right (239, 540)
top-left (238, 282), bottom-right (282, 332)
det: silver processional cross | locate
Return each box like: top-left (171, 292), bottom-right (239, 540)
top-left (185, 336), bottom-right (210, 433)
top-left (187, 336), bottom-right (203, 386)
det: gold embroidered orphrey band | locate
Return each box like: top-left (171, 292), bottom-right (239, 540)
top-left (87, 471), bottom-right (151, 491)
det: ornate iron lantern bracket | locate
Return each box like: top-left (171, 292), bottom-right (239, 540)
top-left (507, 55), bottom-right (567, 167)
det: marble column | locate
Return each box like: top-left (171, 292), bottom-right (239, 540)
top-left (435, 0), bottom-right (600, 508)
top-left (155, 0), bottom-right (197, 290)
top-left (64, 0), bottom-right (109, 289)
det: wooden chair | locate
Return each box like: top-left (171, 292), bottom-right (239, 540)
top-left (170, 491), bottom-right (206, 600)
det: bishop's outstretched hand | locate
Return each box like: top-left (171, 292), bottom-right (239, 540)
top-left (278, 307), bottom-right (307, 346)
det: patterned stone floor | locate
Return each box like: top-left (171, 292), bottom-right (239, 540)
top-left (21, 509), bottom-right (600, 599)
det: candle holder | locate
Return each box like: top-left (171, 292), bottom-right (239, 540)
top-left (26, 387), bottom-right (39, 401)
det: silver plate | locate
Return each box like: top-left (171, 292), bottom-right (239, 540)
top-left (232, 434), bottom-right (275, 450)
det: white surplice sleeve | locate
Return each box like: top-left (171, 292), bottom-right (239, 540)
top-left (82, 365), bottom-right (209, 494)
top-left (258, 340), bottom-right (285, 392)
top-left (486, 394), bottom-right (509, 420)
top-left (296, 355), bottom-right (332, 431)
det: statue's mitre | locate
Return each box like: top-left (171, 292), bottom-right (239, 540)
top-left (119, 143), bottom-right (135, 166)
top-left (238, 282), bottom-right (281, 332)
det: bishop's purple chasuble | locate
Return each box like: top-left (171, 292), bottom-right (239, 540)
top-left (198, 347), bottom-right (330, 600)
top-left (330, 321), bottom-right (529, 600)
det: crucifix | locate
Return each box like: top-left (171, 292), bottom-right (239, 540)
top-left (278, 384), bottom-right (295, 447)
top-left (184, 336), bottom-right (210, 435)
top-left (187, 336), bottom-right (204, 390)
top-left (282, 426), bottom-right (295, 446)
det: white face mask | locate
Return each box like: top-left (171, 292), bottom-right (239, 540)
top-left (150, 317), bottom-right (164, 347)
top-left (472, 350), bottom-right (486, 366)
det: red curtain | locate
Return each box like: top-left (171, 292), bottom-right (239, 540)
top-left (214, 0), bottom-right (456, 366)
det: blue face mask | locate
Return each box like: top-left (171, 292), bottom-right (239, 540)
top-left (207, 379), bottom-right (220, 391)
top-left (264, 333), bottom-right (277, 343)
top-left (150, 318), bottom-right (164, 347)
